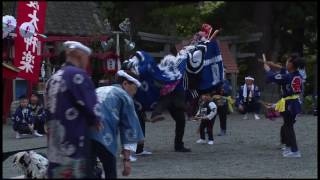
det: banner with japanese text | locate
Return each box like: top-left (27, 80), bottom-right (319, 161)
top-left (14, 1), bottom-right (47, 82)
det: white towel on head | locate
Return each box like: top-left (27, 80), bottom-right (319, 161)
top-left (245, 76), bottom-right (254, 81)
top-left (117, 70), bottom-right (141, 87)
top-left (63, 41), bottom-right (92, 55)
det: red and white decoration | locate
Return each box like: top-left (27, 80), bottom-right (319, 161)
top-left (14, 1), bottom-right (47, 82)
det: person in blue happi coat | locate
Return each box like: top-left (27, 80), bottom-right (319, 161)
top-left (45, 41), bottom-right (103, 178)
top-left (89, 70), bottom-right (144, 179)
top-left (236, 76), bottom-right (261, 120)
top-left (263, 53), bottom-right (305, 158)
top-left (28, 93), bottom-right (46, 135)
top-left (11, 95), bottom-right (42, 139)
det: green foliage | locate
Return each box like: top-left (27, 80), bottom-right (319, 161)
top-left (99, 2), bottom-right (317, 90)
top-left (147, 3), bottom-right (201, 36)
top-left (302, 95), bottom-right (315, 114)
top-left (100, 2), bottom-right (128, 31)
top-left (303, 54), bottom-right (317, 96)
top-left (199, 1), bottom-right (225, 16)
top-left (237, 63), bottom-right (248, 85)
top-left (2, 1), bottom-right (16, 16)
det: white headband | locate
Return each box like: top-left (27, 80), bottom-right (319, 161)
top-left (117, 70), bottom-right (141, 87)
top-left (63, 41), bottom-right (92, 55)
top-left (245, 76), bottom-right (254, 81)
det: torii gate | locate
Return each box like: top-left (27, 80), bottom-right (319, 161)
top-left (136, 31), bottom-right (263, 97)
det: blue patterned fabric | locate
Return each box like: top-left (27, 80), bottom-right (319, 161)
top-left (236, 85), bottom-right (261, 107)
top-left (45, 62), bottom-right (100, 178)
top-left (266, 68), bottom-right (303, 115)
top-left (89, 84), bottom-right (144, 156)
top-left (130, 40), bottom-right (224, 110)
top-left (198, 40), bottom-right (224, 91)
top-left (11, 106), bottom-right (34, 131)
top-left (29, 104), bottom-right (47, 124)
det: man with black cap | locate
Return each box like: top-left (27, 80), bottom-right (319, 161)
top-left (45, 41), bottom-right (103, 178)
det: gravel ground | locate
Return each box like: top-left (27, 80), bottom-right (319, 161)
top-left (2, 113), bottom-right (317, 178)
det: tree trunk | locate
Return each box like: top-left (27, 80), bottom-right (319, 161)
top-left (252, 2), bottom-right (280, 102)
top-left (127, 2), bottom-right (147, 37)
top-left (292, 27), bottom-right (305, 56)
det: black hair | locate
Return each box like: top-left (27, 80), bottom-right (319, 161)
top-left (30, 93), bottom-right (39, 98)
top-left (288, 53), bottom-right (305, 69)
top-left (18, 95), bottom-right (27, 100)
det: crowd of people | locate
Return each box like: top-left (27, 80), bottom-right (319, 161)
top-left (9, 39), bottom-right (306, 178)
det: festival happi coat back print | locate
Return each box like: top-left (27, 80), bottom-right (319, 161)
top-left (45, 64), bottom-right (101, 178)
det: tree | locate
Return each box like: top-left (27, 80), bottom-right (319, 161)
top-left (100, 1), bottom-right (317, 96)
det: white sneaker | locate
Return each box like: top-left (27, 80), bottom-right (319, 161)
top-left (283, 151), bottom-right (301, 158)
top-left (280, 144), bottom-right (287, 151)
top-left (196, 139), bottom-right (206, 144)
top-left (254, 114), bottom-right (260, 120)
top-left (208, 140), bottom-right (214, 145)
top-left (16, 132), bottom-right (21, 139)
top-left (129, 155), bottom-right (137, 162)
top-left (243, 114), bottom-right (248, 120)
top-left (136, 150), bottom-right (152, 156)
top-left (282, 147), bottom-right (291, 155)
top-left (34, 131), bottom-right (43, 137)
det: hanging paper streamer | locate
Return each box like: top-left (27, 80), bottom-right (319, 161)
top-left (38, 33), bottom-right (47, 38)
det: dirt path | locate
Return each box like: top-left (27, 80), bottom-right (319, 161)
top-left (3, 113), bottom-right (317, 178)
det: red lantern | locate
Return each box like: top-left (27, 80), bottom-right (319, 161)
top-left (106, 57), bottom-right (117, 73)
top-left (102, 52), bottom-right (118, 74)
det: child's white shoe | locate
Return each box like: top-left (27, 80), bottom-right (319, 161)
top-left (208, 140), bottom-right (214, 145)
top-left (243, 114), bottom-right (248, 120)
top-left (129, 155), bottom-right (137, 162)
top-left (196, 139), bottom-right (206, 144)
top-left (254, 114), bottom-right (260, 120)
top-left (34, 131), bottom-right (43, 137)
top-left (283, 151), bottom-right (301, 158)
top-left (15, 132), bottom-right (21, 139)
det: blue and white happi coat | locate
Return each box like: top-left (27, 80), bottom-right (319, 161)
top-left (266, 68), bottom-right (303, 115)
top-left (45, 62), bottom-right (101, 178)
top-left (127, 39), bottom-right (225, 111)
top-left (89, 84), bottom-right (144, 156)
top-left (11, 106), bottom-right (34, 132)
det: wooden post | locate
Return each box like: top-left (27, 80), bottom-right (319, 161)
top-left (230, 44), bottom-right (237, 60)
top-left (112, 31), bottom-right (122, 71)
top-left (231, 73), bottom-right (237, 97)
top-left (314, 60), bottom-right (318, 97)
top-left (163, 44), bottom-right (170, 54)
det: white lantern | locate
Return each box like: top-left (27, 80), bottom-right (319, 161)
top-left (2, 15), bottom-right (17, 33)
top-left (19, 22), bottom-right (35, 38)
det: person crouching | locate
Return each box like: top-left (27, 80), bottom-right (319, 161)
top-left (236, 76), bottom-right (261, 120)
top-left (11, 96), bottom-right (42, 139)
